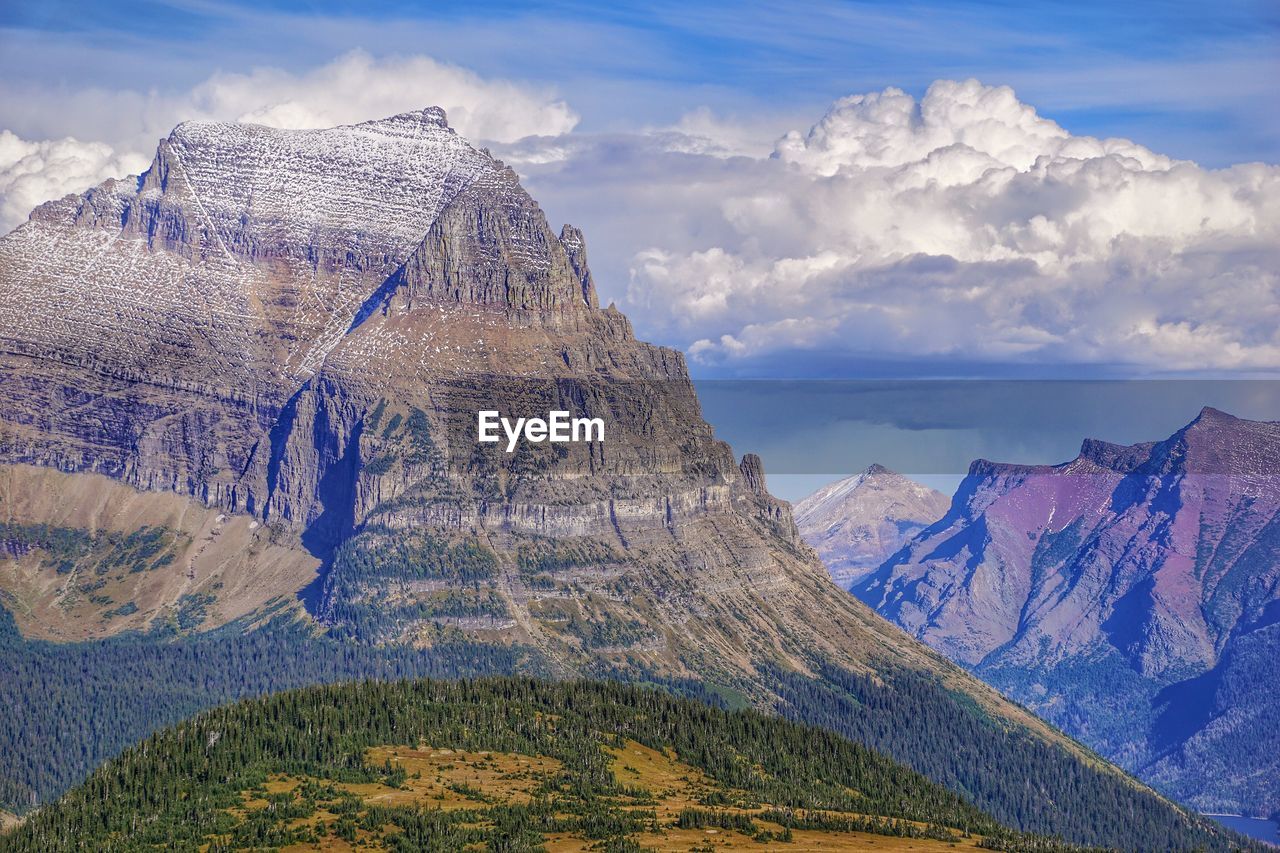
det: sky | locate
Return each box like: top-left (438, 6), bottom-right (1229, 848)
top-left (697, 378), bottom-right (1280, 499)
top-left (2, 0), bottom-right (1276, 162)
top-left (1, 1), bottom-right (1279, 404)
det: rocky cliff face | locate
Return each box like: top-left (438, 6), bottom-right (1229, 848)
top-left (0, 110), bottom-right (488, 502)
top-left (795, 464), bottom-right (949, 589)
top-left (0, 108), bottom-right (948, 687)
top-left (856, 408), bottom-right (1280, 816)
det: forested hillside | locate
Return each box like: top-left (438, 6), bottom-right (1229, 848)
top-left (0, 609), bottom-right (540, 814)
top-left (0, 605), bottom-right (1255, 851)
top-left (0, 677), bottom-right (1123, 852)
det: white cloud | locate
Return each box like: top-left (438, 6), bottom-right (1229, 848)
top-left (599, 79), bottom-right (1280, 372)
top-left (658, 108), bottom-right (788, 159)
top-left (194, 50), bottom-right (578, 143)
top-left (0, 131), bottom-right (149, 233)
top-left (0, 50), bottom-right (577, 233)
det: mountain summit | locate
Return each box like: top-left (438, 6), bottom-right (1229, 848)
top-left (795, 464), bottom-right (949, 588)
top-left (856, 408), bottom-right (1280, 816)
top-left (0, 110), bottom-right (1246, 848)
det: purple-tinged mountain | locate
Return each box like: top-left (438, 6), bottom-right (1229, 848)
top-left (855, 407), bottom-right (1280, 817)
top-left (795, 465), bottom-right (949, 589)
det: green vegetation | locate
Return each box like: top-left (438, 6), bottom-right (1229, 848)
top-left (565, 610), bottom-right (655, 649)
top-left (366, 398), bottom-right (387, 433)
top-left (332, 526), bottom-right (498, 585)
top-left (516, 537), bottom-right (620, 577)
top-left (766, 662), bottom-right (1252, 851)
top-left (0, 609), bottom-right (538, 816)
top-left (978, 830), bottom-right (1112, 852)
top-left (363, 451), bottom-right (398, 476)
top-left (759, 807), bottom-right (957, 841)
top-left (102, 601), bottom-right (139, 620)
top-left (0, 522), bottom-right (183, 577)
top-left (174, 592), bottom-right (215, 632)
top-left (5, 677), bottom-right (1012, 851)
top-left (368, 406), bottom-right (440, 470)
top-left (0, 589), bottom-right (1259, 851)
top-left (0, 598), bottom-right (1258, 851)
top-left (380, 412), bottom-right (403, 439)
top-left (402, 407), bottom-right (437, 464)
top-left (323, 526), bottom-right (504, 642)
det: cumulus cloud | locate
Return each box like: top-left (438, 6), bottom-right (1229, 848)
top-left (605, 79), bottom-right (1280, 372)
top-left (0, 50), bottom-right (576, 233)
top-left (0, 131), bottom-right (149, 232)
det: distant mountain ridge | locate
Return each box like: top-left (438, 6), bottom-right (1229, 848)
top-left (795, 464), bottom-right (949, 588)
top-left (855, 407), bottom-right (1280, 817)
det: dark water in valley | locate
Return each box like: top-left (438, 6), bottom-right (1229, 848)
top-left (1208, 815), bottom-right (1280, 846)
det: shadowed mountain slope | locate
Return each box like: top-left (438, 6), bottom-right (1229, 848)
top-left (857, 408), bottom-right (1280, 816)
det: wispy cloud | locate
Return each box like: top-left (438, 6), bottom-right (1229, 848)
top-left (2, 1), bottom-right (1275, 162)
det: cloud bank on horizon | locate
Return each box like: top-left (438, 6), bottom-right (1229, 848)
top-left (0, 55), bottom-right (1276, 375)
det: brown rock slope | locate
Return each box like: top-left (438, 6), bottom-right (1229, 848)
top-left (0, 464), bottom-right (317, 640)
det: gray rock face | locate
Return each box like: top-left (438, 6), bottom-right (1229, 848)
top-left (795, 465), bottom-right (949, 588)
top-left (854, 408), bottom-right (1280, 816)
top-left (0, 109), bottom-right (492, 502)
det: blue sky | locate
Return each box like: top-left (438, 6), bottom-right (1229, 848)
top-left (2, 0), bottom-right (1276, 165)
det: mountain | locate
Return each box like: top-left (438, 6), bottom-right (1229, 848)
top-left (0, 110), bottom-right (1245, 849)
top-left (0, 107), bottom-right (847, 676)
top-left (795, 464), bottom-right (950, 588)
top-left (2, 677), bottom-right (1039, 851)
top-left (855, 407), bottom-right (1280, 817)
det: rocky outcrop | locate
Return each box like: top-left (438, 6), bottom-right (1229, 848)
top-left (795, 464), bottom-right (950, 589)
top-left (0, 109), bottom-right (492, 505)
top-left (856, 408), bottom-right (1280, 815)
